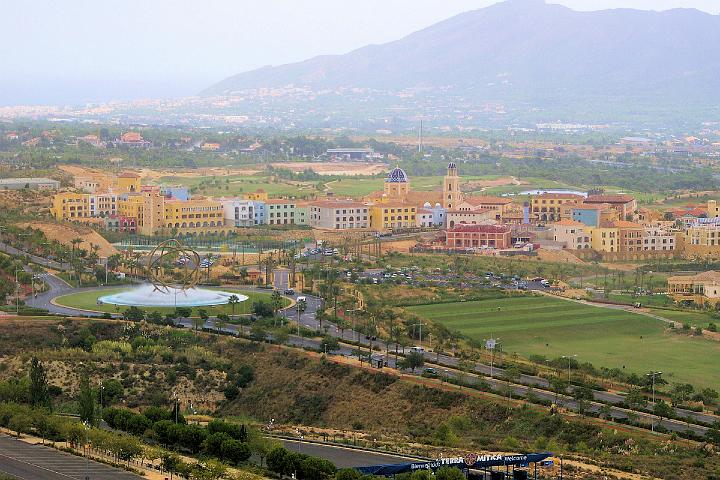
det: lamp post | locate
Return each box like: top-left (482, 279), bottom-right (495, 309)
top-left (409, 322), bottom-right (426, 349)
top-left (484, 337), bottom-right (500, 378)
top-left (14, 269), bottom-right (23, 314)
top-left (561, 354), bottom-right (577, 382)
top-left (82, 420), bottom-right (90, 480)
top-left (646, 371), bottom-right (662, 432)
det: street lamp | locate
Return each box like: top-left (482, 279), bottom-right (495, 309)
top-left (82, 420), bottom-right (90, 480)
top-left (14, 269), bottom-right (24, 314)
top-left (561, 354), bottom-right (577, 382)
top-left (646, 371), bottom-right (662, 432)
top-left (409, 322), bottom-right (426, 349)
top-left (484, 338), bottom-right (500, 378)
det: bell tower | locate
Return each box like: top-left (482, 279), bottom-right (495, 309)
top-left (443, 162), bottom-right (462, 209)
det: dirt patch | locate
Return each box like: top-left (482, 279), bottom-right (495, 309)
top-left (139, 166), bottom-right (262, 181)
top-left (536, 249), bottom-right (586, 265)
top-left (271, 162), bottom-right (387, 176)
top-left (19, 221), bottom-right (118, 257)
top-left (463, 177), bottom-right (527, 190)
top-left (381, 240), bottom-right (418, 254)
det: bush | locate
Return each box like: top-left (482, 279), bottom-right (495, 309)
top-left (220, 438), bottom-right (251, 464)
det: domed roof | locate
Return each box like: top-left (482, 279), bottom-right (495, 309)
top-left (386, 166), bottom-right (408, 183)
top-left (448, 162), bottom-right (457, 169)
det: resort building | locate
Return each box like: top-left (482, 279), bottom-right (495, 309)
top-left (551, 220), bottom-right (591, 250)
top-left (643, 225), bottom-right (676, 251)
top-left (0, 177), bottom-right (59, 190)
top-left (266, 199), bottom-right (301, 225)
top-left (667, 271), bottom-right (720, 307)
top-left (445, 224), bottom-right (512, 250)
top-left (613, 220), bottom-right (645, 252)
top-left (221, 198), bottom-right (266, 227)
top-left (116, 172), bottom-right (141, 193)
top-left (531, 193), bottom-right (584, 222)
top-left (309, 200), bottom-right (370, 230)
top-left (570, 203), bottom-right (617, 227)
top-left (445, 209), bottom-right (497, 228)
top-left (369, 202), bottom-right (417, 230)
top-left (51, 192), bottom-right (92, 220)
top-left (588, 226), bottom-right (620, 253)
top-left (244, 189), bottom-right (269, 202)
top-left (584, 194), bottom-right (637, 220)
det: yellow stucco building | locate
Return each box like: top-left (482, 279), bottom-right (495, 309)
top-left (588, 226), bottom-right (620, 252)
top-left (51, 192), bottom-right (91, 220)
top-left (370, 203), bottom-right (417, 230)
top-left (116, 172), bottom-right (141, 193)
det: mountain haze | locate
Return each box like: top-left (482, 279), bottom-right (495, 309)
top-left (204, 0), bottom-right (720, 106)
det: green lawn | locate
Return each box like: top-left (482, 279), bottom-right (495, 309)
top-left (158, 174), bottom-right (314, 197)
top-left (607, 293), bottom-right (673, 308)
top-left (407, 295), bottom-right (720, 388)
top-left (647, 308), bottom-right (719, 328)
top-left (54, 287), bottom-right (287, 317)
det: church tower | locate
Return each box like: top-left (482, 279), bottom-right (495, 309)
top-left (384, 165), bottom-right (410, 200)
top-left (443, 162), bottom-right (462, 209)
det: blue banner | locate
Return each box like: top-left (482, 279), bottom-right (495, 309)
top-left (356, 453), bottom-right (553, 476)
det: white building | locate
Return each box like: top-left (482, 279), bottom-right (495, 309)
top-left (310, 200), bottom-right (369, 230)
top-left (551, 220), bottom-right (591, 250)
top-left (221, 198), bottom-right (266, 227)
top-left (643, 225), bottom-right (675, 251)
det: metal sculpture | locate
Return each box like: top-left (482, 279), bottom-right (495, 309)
top-left (146, 239), bottom-right (201, 293)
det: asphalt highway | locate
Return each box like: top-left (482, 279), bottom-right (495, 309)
top-left (279, 438), bottom-right (420, 468)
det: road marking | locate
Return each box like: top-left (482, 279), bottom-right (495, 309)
top-left (0, 451), bottom-right (77, 479)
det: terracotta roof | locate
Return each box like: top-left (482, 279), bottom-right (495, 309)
top-left (553, 219), bottom-right (585, 226)
top-left (118, 172), bottom-right (140, 178)
top-left (464, 196), bottom-right (512, 206)
top-left (311, 200), bottom-right (368, 209)
top-left (447, 224), bottom-right (511, 233)
top-left (573, 203), bottom-right (611, 210)
top-left (610, 220), bottom-right (644, 229)
top-left (535, 193), bottom-right (584, 199)
top-left (668, 271), bottom-right (720, 284)
top-left (586, 194), bottom-right (635, 203)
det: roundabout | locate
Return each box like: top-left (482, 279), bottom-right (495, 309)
top-left (52, 286), bottom-right (283, 316)
top-left (97, 283), bottom-right (247, 307)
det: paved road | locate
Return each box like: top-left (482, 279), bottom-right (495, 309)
top-left (0, 434), bottom-right (140, 479)
top-left (0, 241), bottom-right (72, 272)
top-left (27, 266), bottom-right (719, 437)
top-left (280, 438), bottom-right (420, 468)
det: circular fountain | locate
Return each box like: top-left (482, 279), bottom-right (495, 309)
top-left (98, 284), bottom-right (247, 308)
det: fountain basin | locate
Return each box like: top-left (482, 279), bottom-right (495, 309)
top-left (97, 284), bottom-right (247, 307)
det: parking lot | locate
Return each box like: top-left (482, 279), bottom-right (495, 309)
top-left (0, 434), bottom-right (141, 480)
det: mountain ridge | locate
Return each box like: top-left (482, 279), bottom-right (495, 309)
top-left (202, 0), bottom-right (720, 107)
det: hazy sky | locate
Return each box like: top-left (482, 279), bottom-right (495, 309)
top-left (1, 0), bottom-right (718, 105)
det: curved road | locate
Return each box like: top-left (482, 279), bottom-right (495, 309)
top-left (26, 267), bottom-right (718, 437)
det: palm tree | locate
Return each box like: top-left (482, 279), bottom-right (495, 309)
top-left (228, 295), bottom-right (240, 320)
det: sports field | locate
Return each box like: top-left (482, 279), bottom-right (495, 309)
top-left (407, 295), bottom-right (720, 388)
top-left (54, 287), bottom-right (287, 317)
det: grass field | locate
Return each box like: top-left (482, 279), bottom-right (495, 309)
top-left (54, 287), bottom-right (287, 317)
top-left (607, 293), bottom-right (673, 307)
top-left (407, 295), bottom-right (720, 388)
top-left (647, 308), bottom-right (719, 328)
top-left (158, 174), bottom-right (314, 197)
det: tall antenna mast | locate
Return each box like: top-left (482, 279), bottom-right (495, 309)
top-left (418, 119), bottom-right (423, 153)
